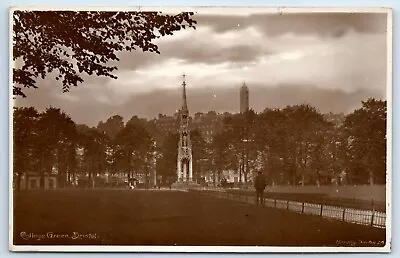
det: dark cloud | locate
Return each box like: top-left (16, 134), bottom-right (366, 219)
top-left (114, 12), bottom-right (386, 72)
top-left (116, 50), bottom-right (159, 71)
top-left (194, 12), bottom-right (387, 37)
top-left (116, 38), bottom-right (269, 72)
top-left (162, 42), bottom-right (268, 65)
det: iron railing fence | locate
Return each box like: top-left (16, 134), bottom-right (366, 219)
top-left (223, 189), bottom-right (386, 212)
top-left (191, 190), bottom-right (386, 229)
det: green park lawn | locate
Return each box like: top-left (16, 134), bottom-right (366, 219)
top-left (12, 189), bottom-right (385, 246)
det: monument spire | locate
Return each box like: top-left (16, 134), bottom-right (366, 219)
top-left (182, 73), bottom-right (188, 111)
top-left (174, 73), bottom-right (193, 185)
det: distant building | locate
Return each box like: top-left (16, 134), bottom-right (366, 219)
top-left (240, 82), bottom-right (249, 113)
top-left (191, 111), bottom-right (225, 142)
top-left (18, 172), bottom-right (57, 190)
top-left (150, 110), bottom-right (230, 143)
top-left (152, 113), bottom-right (179, 135)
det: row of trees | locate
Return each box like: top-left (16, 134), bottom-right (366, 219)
top-left (214, 99), bottom-right (386, 186)
top-left (13, 98), bottom-right (387, 189)
top-left (13, 108), bottom-right (156, 190)
top-left (156, 98), bottom-right (386, 186)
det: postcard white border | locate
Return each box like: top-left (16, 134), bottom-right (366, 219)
top-left (8, 6), bottom-right (392, 253)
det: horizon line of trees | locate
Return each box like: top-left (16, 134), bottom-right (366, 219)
top-left (13, 98), bottom-right (387, 190)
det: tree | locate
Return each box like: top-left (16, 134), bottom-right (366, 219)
top-left (254, 105), bottom-right (333, 186)
top-left (219, 110), bottom-right (257, 184)
top-left (210, 133), bottom-right (230, 185)
top-left (35, 107), bottom-right (78, 188)
top-left (342, 98), bottom-right (386, 185)
top-left (241, 109), bottom-right (258, 183)
top-left (281, 104), bottom-right (330, 186)
top-left (126, 115), bottom-right (148, 128)
top-left (321, 127), bottom-right (346, 186)
top-left (97, 115), bottom-right (124, 140)
top-left (79, 127), bottom-right (109, 187)
top-left (156, 133), bottom-right (179, 185)
top-left (13, 107), bottom-right (40, 190)
top-left (254, 108), bottom-right (288, 185)
top-left (113, 121), bottom-right (154, 186)
top-left (13, 107), bottom-right (78, 190)
top-left (13, 10), bottom-right (197, 97)
top-left (190, 129), bottom-right (207, 183)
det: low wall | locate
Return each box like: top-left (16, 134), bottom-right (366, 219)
top-left (266, 185), bottom-right (386, 202)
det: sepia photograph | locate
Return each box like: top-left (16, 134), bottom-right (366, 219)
top-left (9, 6), bottom-right (391, 252)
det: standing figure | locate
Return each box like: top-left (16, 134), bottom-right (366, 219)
top-left (254, 171), bottom-right (266, 206)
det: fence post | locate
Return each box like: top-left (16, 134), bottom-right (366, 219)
top-left (370, 210), bottom-right (375, 227)
top-left (274, 199), bottom-right (277, 208)
top-left (320, 204), bottom-right (323, 217)
top-left (342, 208), bottom-right (346, 222)
top-left (370, 200), bottom-right (375, 227)
top-left (287, 200), bottom-right (289, 211)
top-left (301, 202), bottom-right (305, 214)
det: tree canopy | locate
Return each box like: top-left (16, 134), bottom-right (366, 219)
top-left (13, 10), bottom-right (197, 97)
top-left (342, 98), bottom-right (387, 185)
top-left (13, 99), bottom-right (387, 190)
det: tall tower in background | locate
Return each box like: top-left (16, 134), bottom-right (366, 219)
top-left (240, 82), bottom-right (249, 113)
top-left (177, 74), bottom-right (193, 182)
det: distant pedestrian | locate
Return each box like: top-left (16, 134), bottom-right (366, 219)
top-left (254, 171), bottom-right (266, 206)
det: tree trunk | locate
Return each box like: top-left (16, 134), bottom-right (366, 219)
top-left (145, 164), bottom-right (149, 190)
top-left (240, 148), bottom-right (245, 184)
top-left (239, 164), bottom-right (242, 183)
top-left (16, 172), bottom-right (22, 191)
top-left (57, 173), bottom-right (63, 189)
top-left (369, 169), bottom-right (374, 186)
top-left (212, 170), bottom-right (216, 186)
top-left (240, 160), bottom-right (244, 184)
top-left (40, 153), bottom-right (46, 189)
top-left (301, 154), bottom-right (307, 186)
top-left (245, 153), bottom-right (249, 183)
top-left (291, 152), bottom-right (297, 185)
top-left (291, 164), bottom-right (296, 186)
top-left (88, 172), bottom-right (92, 188)
top-left (71, 172), bottom-right (75, 187)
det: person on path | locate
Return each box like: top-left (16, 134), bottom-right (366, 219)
top-left (254, 171), bottom-right (267, 206)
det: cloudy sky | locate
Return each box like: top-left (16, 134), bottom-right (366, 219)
top-left (15, 10), bottom-right (388, 126)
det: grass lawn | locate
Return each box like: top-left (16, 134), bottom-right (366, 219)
top-left (12, 189), bottom-right (385, 246)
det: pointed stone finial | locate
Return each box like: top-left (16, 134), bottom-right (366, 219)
top-left (182, 73), bottom-right (188, 111)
